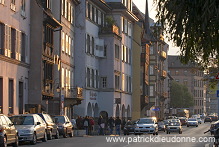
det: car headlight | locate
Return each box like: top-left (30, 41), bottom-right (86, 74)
top-left (150, 126), bottom-right (155, 128)
top-left (135, 126), bottom-right (139, 128)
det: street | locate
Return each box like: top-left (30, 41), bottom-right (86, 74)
top-left (21, 121), bottom-right (216, 147)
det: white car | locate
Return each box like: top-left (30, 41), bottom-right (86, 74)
top-left (134, 117), bottom-right (158, 135)
top-left (187, 118), bottom-right (198, 127)
top-left (10, 114), bottom-right (47, 145)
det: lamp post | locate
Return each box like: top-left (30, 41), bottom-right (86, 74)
top-left (56, 85), bottom-right (64, 115)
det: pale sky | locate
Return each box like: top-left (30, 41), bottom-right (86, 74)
top-left (133, 0), bottom-right (180, 55)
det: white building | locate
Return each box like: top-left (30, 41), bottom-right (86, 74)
top-left (0, 0), bottom-right (30, 114)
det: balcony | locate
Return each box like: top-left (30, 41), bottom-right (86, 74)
top-left (64, 87), bottom-right (83, 106)
top-left (99, 25), bottom-right (121, 37)
top-left (160, 51), bottom-right (167, 60)
top-left (161, 70), bottom-right (167, 79)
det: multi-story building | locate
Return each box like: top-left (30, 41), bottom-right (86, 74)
top-left (168, 55), bottom-right (206, 115)
top-left (74, 0), bottom-right (138, 119)
top-left (148, 23), bottom-right (169, 120)
top-left (0, 0), bottom-right (30, 114)
top-left (28, 0), bottom-right (62, 113)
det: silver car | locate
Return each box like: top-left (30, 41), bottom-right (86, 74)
top-left (187, 118), bottom-right (198, 127)
top-left (10, 114), bottom-right (47, 145)
top-left (134, 117), bottom-right (158, 135)
top-left (166, 121), bottom-right (182, 134)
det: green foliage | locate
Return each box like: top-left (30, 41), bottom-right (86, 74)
top-left (155, 0), bottom-right (219, 68)
top-left (170, 81), bottom-right (194, 108)
top-left (105, 16), bottom-right (116, 26)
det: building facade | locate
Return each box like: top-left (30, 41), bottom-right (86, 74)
top-left (168, 55), bottom-right (206, 115)
top-left (74, 0), bottom-right (138, 119)
top-left (0, 0), bottom-right (30, 115)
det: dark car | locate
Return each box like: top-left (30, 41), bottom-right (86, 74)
top-left (0, 114), bottom-right (18, 147)
top-left (38, 113), bottom-right (59, 140)
top-left (210, 121), bottom-right (219, 135)
top-left (204, 117), bottom-right (212, 123)
top-left (53, 115), bottom-right (73, 138)
top-left (123, 120), bottom-right (136, 135)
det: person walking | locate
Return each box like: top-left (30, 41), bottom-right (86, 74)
top-left (108, 117), bottom-right (115, 135)
top-left (98, 115), bottom-right (104, 135)
top-left (89, 117), bottom-right (95, 135)
top-left (115, 117), bottom-right (121, 135)
top-left (83, 116), bottom-right (90, 135)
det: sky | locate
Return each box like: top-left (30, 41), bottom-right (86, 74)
top-left (133, 0), bottom-right (180, 55)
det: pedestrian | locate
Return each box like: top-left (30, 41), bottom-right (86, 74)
top-left (108, 117), bottom-right (115, 135)
top-left (83, 116), bottom-right (90, 135)
top-left (89, 117), bottom-right (95, 135)
top-left (115, 117), bottom-right (121, 135)
top-left (121, 118), bottom-right (126, 130)
top-left (76, 116), bottom-right (83, 130)
top-left (98, 115), bottom-right (105, 135)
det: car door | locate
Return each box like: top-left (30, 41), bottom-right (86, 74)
top-left (37, 115), bottom-right (46, 138)
top-left (0, 115), bottom-right (12, 143)
top-left (65, 116), bottom-right (72, 133)
top-left (3, 115), bottom-right (17, 143)
top-left (34, 115), bottom-right (43, 139)
top-left (45, 114), bottom-right (56, 135)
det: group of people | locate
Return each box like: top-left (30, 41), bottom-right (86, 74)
top-left (75, 115), bottom-right (127, 135)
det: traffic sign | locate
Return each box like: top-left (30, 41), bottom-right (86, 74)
top-left (152, 108), bottom-right (160, 111)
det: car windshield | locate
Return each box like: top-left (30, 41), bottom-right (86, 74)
top-left (54, 116), bottom-right (65, 124)
top-left (10, 116), bottom-right (34, 125)
top-left (137, 119), bottom-right (154, 124)
top-left (188, 119), bottom-right (196, 121)
top-left (158, 122), bottom-right (164, 125)
top-left (168, 122), bottom-right (180, 126)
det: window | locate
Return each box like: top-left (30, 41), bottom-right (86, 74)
top-left (129, 48), bottom-right (132, 64)
top-left (86, 34), bottom-right (90, 53)
top-left (61, 0), bottom-right (64, 16)
top-left (150, 45), bottom-right (154, 54)
top-left (129, 77), bottom-right (132, 92)
top-left (21, 0), bottom-right (25, 15)
top-left (115, 44), bottom-right (120, 59)
top-left (61, 32), bottom-right (65, 52)
top-left (126, 75), bottom-right (129, 92)
top-left (45, 25), bottom-right (53, 45)
top-left (91, 37), bottom-right (94, 55)
top-left (90, 4), bottom-right (93, 20)
top-left (10, 0), bottom-right (16, 11)
top-left (98, 10), bottom-right (101, 25)
top-left (87, 68), bottom-right (90, 87)
top-left (0, 78), bottom-right (3, 113)
top-left (91, 69), bottom-right (95, 88)
top-left (47, 0), bottom-right (52, 10)
top-left (184, 70), bottom-right (187, 75)
top-left (61, 68), bottom-right (65, 88)
top-left (8, 79), bottom-right (14, 114)
top-left (95, 70), bottom-right (98, 88)
top-left (65, 34), bottom-right (68, 54)
top-left (115, 75), bottom-right (120, 90)
top-left (149, 86), bottom-right (154, 96)
top-left (183, 79), bottom-right (188, 85)
top-left (21, 32), bottom-right (26, 62)
top-left (5, 25), bottom-right (11, 57)
top-left (175, 79), bottom-right (179, 82)
top-left (68, 36), bottom-right (71, 55)
top-left (122, 74), bottom-right (125, 91)
top-left (149, 65), bottom-right (154, 75)
top-left (128, 22), bottom-right (132, 36)
top-left (87, 3), bottom-right (90, 19)
top-left (104, 45), bottom-right (107, 57)
top-left (175, 70), bottom-right (179, 75)
top-left (101, 77), bottom-right (107, 88)
top-left (92, 6), bottom-right (95, 22)
top-left (0, 0), bottom-right (5, 5)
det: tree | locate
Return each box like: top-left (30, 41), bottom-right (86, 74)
top-left (155, 0), bottom-right (219, 68)
top-left (170, 81), bottom-right (194, 108)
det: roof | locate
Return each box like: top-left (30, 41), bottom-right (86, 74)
top-left (168, 55), bottom-right (196, 68)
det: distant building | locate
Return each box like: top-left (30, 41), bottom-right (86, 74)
top-left (168, 55), bottom-right (206, 114)
top-left (0, 0), bottom-right (30, 114)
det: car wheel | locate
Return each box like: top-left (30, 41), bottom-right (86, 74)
top-left (187, 125), bottom-right (189, 127)
top-left (169, 132), bottom-right (170, 134)
top-left (12, 134), bottom-right (18, 147)
top-left (47, 130), bottom-right (52, 140)
top-left (153, 133), bottom-right (155, 135)
top-left (54, 130), bottom-right (59, 139)
top-left (42, 132), bottom-right (47, 142)
top-left (63, 129), bottom-right (67, 138)
top-left (156, 132), bottom-right (158, 135)
top-left (196, 125), bottom-right (198, 127)
top-left (30, 133), bottom-right (37, 145)
top-left (0, 135), bottom-right (7, 147)
top-left (69, 129), bottom-right (73, 137)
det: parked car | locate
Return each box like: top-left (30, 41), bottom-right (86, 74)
top-left (158, 121), bottom-right (166, 132)
top-left (37, 113), bottom-right (59, 140)
top-left (209, 115), bottom-right (218, 121)
top-left (0, 114), bottom-right (18, 147)
top-left (53, 115), bottom-right (73, 138)
top-left (210, 121), bottom-right (219, 135)
top-left (197, 118), bottom-right (202, 124)
top-left (123, 120), bottom-right (136, 135)
top-left (134, 117), bottom-right (158, 135)
top-left (166, 121), bottom-right (182, 134)
top-left (204, 117), bottom-right (212, 123)
top-left (10, 114), bottom-right (47, 145)
top-left (187, 118), bottom-right (198, 127)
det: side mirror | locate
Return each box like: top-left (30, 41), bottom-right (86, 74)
top-left (37, 122), bottom-right (41, 125)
